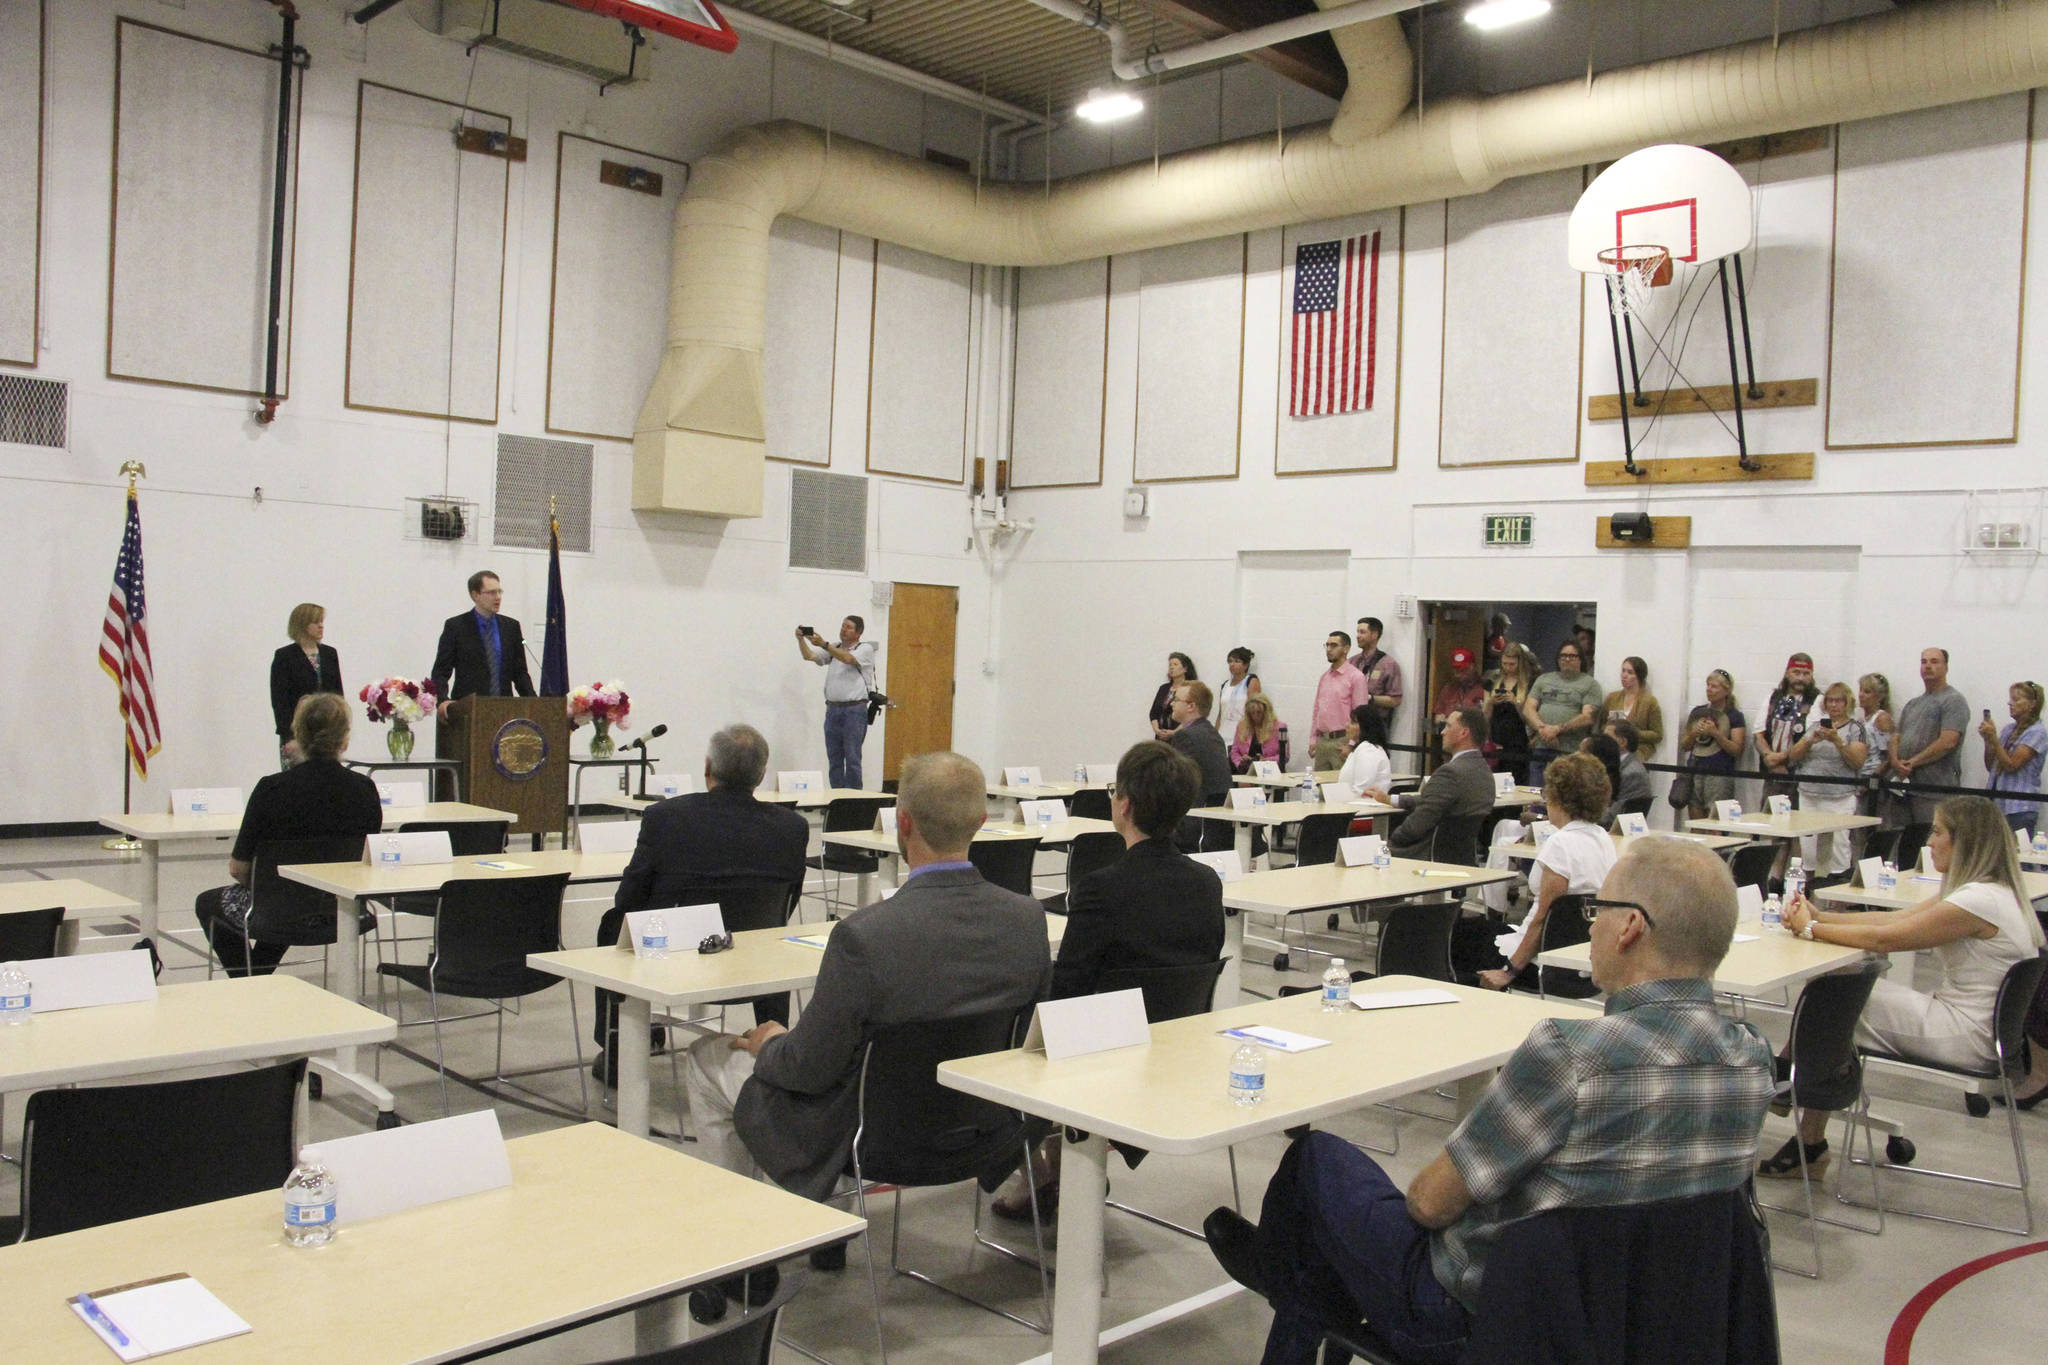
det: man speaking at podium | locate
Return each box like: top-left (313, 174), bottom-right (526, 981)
top-left (432, 569), bottom-right (536, 720)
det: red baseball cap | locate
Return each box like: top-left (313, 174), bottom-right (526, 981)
top-left (1451, 647), bottom-right (1475, 668)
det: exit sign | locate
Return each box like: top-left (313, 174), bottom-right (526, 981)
top-left (1484, 514), bottom-right (1532, 546)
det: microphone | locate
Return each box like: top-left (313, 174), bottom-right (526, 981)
top-left (624, 724), bottom-right (668, 751)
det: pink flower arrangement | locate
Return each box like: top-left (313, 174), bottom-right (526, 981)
top-left (566, 680), bottom-right (631, 730)
top-left (360, 675), bottom-right (439, 725)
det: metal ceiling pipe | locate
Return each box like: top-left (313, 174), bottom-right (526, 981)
top-left (1021, 0), bottom-right (1424, 83)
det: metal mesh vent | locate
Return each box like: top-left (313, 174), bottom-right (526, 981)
top-left (0, 374), bottom-right (67, 448)
top-left (789, 469), bottom-right (868, 573)
top-left (494, 434), bottom-right (593, 552)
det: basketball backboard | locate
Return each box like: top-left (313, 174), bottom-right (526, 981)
top-left (1568, 144), bottom-right (1752, 273)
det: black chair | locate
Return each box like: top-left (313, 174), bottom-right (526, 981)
top-left (1756, 960), bottom-right (1885, 1277)
top-left (1295, 812), bottom-right (1354, 868)
top-left (372, 819), bottom-right (511, 955)
top-left (1509, 894), bottom-right (1597, 1000)
top-left (1315, 1186), bottom-right (1777, 1365)
top-left (1042, 830), bottom-right (1125, 916)
top-left (1421, 812), bottom-right (1487, 867)
top-left (2, 1060), bottom-right (304, 1242)
top-left (1847, 951), bottom-right (2048, 1236)
top-left (1726, 840), bottom-right (1777, 894)
top-left (1197, 798), bottom-right (1240, 854)
top-left (217, 834), bottom-right (374, 981)
top-left (844, 1005), bottom-right (1049, 1361)
top-left (1891, 823), bottom-right (1932, 878)
top-left (1070, 787), bottom-right (1112, 822)
top-left (582, 1270), bottom-right (796, 1365)
top-left (375, 872), bottom-right (585, 1115)
top-left (1364, 901), bottom-right (1461, 983)
top-left (806, 797), bottom-right (888, 918)
top-left (967, 835), bottom-right (1042, 897)
top-left (0, 905), bottom-right (63, 960)
top-left (1618, 796), bottom-right (1655, 817)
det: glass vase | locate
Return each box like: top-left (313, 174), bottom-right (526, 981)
top-left (387, 718), bottom-right (415, 762)
top-left (589, 718), bottom-right (614, 760)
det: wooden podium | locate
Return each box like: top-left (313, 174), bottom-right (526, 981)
top-left (437, 696), bottom-right (569, 838)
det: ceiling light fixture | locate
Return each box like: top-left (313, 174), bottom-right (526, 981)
top-left (1075, 88), bottom-right (1144, 123)
top-left (1464, 0), bottom-right (1552, 32)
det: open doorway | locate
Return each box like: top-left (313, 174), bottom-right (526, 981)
top-left (1418, 600), bottom-right (1598, 770)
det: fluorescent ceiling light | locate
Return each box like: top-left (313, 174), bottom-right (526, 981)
top-left (1075, 88), bottom-right (1144, 123)
top-left (1464, 0), bottom-right (1551, 31)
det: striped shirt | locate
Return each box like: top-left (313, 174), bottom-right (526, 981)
top-left (1430, 978), bottom-right (1773, 1309)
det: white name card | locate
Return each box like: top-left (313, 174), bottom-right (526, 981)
top-left (1857, 856), bottom-right (1884, 888)
top-left (1019, 799), bottom-right (1067, 826)
top-left (1494, 772), bottom-right (1518, 797)
top-left (363, 831), bottom-right (452, 867)
top-left (1253, 760), bottom-right (1282, 778)
top-left (20, 951), bottom-right (158, 1013)
top-left (1714, 799), bottom-right (1744, 821)
top-left (169, 787), bottom-right (243, 817)
top-left (1530, 820), bottom-right (1558, 846)
top-left (1767, 794), bottom-right (1793, 816)
top-left (374, 781), bottom-right (426, 809)
top-left (1918, 843), bottom-right (1935, 873)
top-left (618, 903), bottom-right (726, 956)
top-left (649, 772), bottom-right (692, 799)
top-left (577, 819), bottom-right (641, 854)
top-left (1082, 763), bottom-right (1117, 784)
top-left (1617, 812), bottom-right (1650, 837)
top-left (1736, 883), bottom-right (1765, 919)
top-left (302, 1110), bottom-right (512, 1225)
top-left (1190, 850), bottom-right (1245, 882)
top-left (1320, 782), bottom-right (1358, 807)
top-left (1003, 766), bottom-right (1044, 788)
top-left (1349, 987), bottom-right (1459, 1012)
top-left (1023, 988), bottom-right (1150, 1061)
top-left (1227, 787), bottom-right (1268, 811)
top-left (1337, 835), bottom-right (1385, 868)
top-left (875, 806), bottom-right (899, 838)
top-left (778, 770), bottom-right (824, 794)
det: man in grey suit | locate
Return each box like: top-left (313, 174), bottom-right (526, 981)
top-left (682, 749), bottom-right (1052, 1202)
top-left (1168, 679), bottom-right (1233, 851)
top-left (1361, 707), bottom-right (1494, 865)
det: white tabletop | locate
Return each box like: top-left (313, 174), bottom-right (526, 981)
top-left (1815, 868), bottom-right (2048, 911)
top-left (1687, 810), bottom-right (1880, 839)
top-left (823, 818), bottom-right (1115, 855)
top-left (0, 974), bottom-right (395, 1092)
top-left (1222, 858), bottom-right (1516, 915)
top-left (99, 802), bottom-right (517, 841)
top-left (0, 878), bottom-right (139, 920)
top-left (988, 780), bottom-right (1104, 800)
top-left (280, 849), bottom-right (631, 900)
top-left (0, 1123), bottom-right (865, 1365)
top-left (1187, 798), bottom-right (1400, 828)
top-left (1502, 831), bottom-right (1750, 861)
top-left (762, 787), bottom-right (895, 808)
top-left (1538, 921), bottom-right (1872, 995)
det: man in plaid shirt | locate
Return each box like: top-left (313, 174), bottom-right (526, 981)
top-left (1206, 837), bottom-right (1775, 1364)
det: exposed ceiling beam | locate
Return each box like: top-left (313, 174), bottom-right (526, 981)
top-left (1136, 0), bottom-right (1350, 99)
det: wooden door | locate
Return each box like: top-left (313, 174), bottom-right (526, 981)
top-left (1423, 604), bottom-right (1486, 770)
top-left (881, 582), bottom-right (958, 783)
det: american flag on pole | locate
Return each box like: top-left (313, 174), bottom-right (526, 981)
top-left (98, 486), bottom-right (161, 778)
top-left (1289, 231), bottom-right (1381, 418)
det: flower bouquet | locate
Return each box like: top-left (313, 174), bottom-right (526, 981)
top-left (567, 680), bottom-right (632, 758)
top-left (360, 676), bottom-right (439, 761)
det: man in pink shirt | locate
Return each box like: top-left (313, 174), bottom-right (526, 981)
top-left (1312, 631), bottom-right (1370, 771)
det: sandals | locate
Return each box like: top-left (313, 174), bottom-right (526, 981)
top-left (1757, 1135), bottom-right (1829, 1181)
top-left (991, 1180), bottom-right (1058, 1223)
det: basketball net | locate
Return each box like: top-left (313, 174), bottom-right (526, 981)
top-left (1596, 244), bottom-right (1672, 320)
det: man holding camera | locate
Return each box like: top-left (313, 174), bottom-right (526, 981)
top-left (796, 616), bottom-right (878, 789)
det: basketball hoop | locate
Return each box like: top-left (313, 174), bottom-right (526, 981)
top-left (1596, 244), bottom-right (1672, 319)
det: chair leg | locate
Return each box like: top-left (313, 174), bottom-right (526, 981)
top-left (566, 984), bottom-right (590, 1113)
top-left (851, 1161), bottom-right (889, 1365)
top-left (429, 980), bottom-right (450, 1116)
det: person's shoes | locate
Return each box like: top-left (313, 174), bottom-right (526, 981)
top-left (809, 1242), bottom-right (847, 1272)
top-left (1991, 1085), bottom-right (2048, 1111)
top-left (991, 1175), bottom-right (1058, 1223)
top-left (1756, 1135), bottom-right (1829, 1180)
top-left (590, 1049), bottom-right (617, 1087)
top-left (1203, 1207), bottom-right (1266, 1296)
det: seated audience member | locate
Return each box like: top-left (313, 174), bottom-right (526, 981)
top-left (1788, 682), bottom-right (1868, 879)
top-left (1231, 693), bottom-right (1285, 773)
top-left (1578, 733), bottom-right (1625, 823)
top-left (993, 741), bottom-right (1225, 1220)
top-left (1149, 652), bottom-right (1197, 740)
top-left (1981, 680), bottom-right (2048, 835)
top-left (1205, 837), bottom-right (1773, 1364)
top-left (1337, 703), bottom-right (1393, 794)
top-left (1479, 751), bottom-right (1616, 991)
top-left (1602, 655), bottom-right (1663, 758)
top-left (1602, 717), bottom-right (1653, 814)
top-left (195, 694), bottom-right (383, 977)
top-left (1681, 669), bottom-right (1747, 820)
top-left (1430, 648), bottom-right (1486, 734)
top-left (1521, 642), bottom-right (1601, 788)
top-left (1768, 795), bottom-right (2048, 1173)
top-left (589, 724), bottom-right (808, 1080)
top-left (681, 751), bottom-right (1052, 1199)
top-left (1360, 707), bottom-right (1492, 864)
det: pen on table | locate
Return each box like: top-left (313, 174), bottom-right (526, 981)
top-left (76, 1292), bottom-right (130, 1348)
top-left (1413, 869), bottom-right (1469, 878)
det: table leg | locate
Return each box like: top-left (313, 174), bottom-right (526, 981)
top-left (881, 852), bottom-right (902, 891)
top-left (617, 996), bottom-right (652, 1140)
top-left (634, 1292), bottom-right (688, 1353)
top-left (138, 841), bottom-right (161, 940)
top-left (310, 894), bottom-right (396, 1121)
top-left (1215, 909), bottom-right (1245, 1010)
top-left (1235, 823), bottom-right (1253, 869)
top-left (1052, 1131), bottom-right (1109, 1364)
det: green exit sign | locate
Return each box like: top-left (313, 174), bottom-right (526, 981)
top-left (1484, 514), bottom-right (1533, 547)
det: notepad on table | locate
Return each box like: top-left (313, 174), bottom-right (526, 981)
top-left (1219, 1025), bottom-right (1330, 1053)
top-left (1350, 988), bottom-right (1459, 1012)
top-left (71, 1274), bottom-right (250, 1361)
top-left (472, 860), bottom-right (533, 871)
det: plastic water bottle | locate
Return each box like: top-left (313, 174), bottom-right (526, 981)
top-left (1072, 763), bottom-right (1087, 783)
top-left (1782, 856), bottom-right (1807, 909)
top-left (1228, 1041), bottom-right (1267, 1107)
top-left (1321, 959), bottom-right (1351, 1011)
top-left (1877, 860), bottom-right (1897, 892)
top-left (0, 961), bottom-right (29, 1025)
top-left (1298, 768), bottom-right (1319, 804)
top-left (641, 911), bottom-right (669, 960)
top-left (1760, 894), bottom-right (1783, 933)
top-left (2032, 830), bottom-right (2047, 855)
top-left (282, 1151), bottom-right (337, 1247)
top-left (1373, 841), bottom-right (1391, 870)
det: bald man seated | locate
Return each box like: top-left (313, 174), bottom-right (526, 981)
top-left (1204, 837), bottom-right (1775, 1364)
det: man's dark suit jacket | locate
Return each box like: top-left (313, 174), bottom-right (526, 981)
top-left (612, 786), bottom-right (810, 918)
top-left (430, 611), bottom-right (536, 701)
top-left (735, 865), bottom-right (1052, 1201)
top-left (1170, 717), bottom-right (1232, 800)
top-left (1387, 747), bottom-right (1495, 862)
top-left (1050, 836), bottom-right (1226, 1000)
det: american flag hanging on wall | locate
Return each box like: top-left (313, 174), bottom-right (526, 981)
top-left (1289, 231), bottom-right (1380, 418)
top-left (98, 485), bottom-right (161, 778)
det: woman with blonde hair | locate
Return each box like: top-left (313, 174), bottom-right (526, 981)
top-left (1858, 672), bottom-right (1899, 837)
top-left (1230, 692), bottom-right (1284, 772)
top-left (1681, 669), bottom-right (1747, 820)
top-left (1788, 682), bottom-right (1869, 877)
top-left (1485, 642), bottom-right (1539, 777)
top-left (1770, 796), bottom-right (2048, 1173)
top-left (269, 602), bottom-right (343, 766)
top-left (1980, 680), bottom-right (2047, 835)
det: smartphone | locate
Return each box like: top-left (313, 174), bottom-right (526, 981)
top-left (1984, 708), bottom-right (1993, 722)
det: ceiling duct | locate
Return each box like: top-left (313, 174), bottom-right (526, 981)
top-left (418, 0), bottom-right (649, 87)
top-left (637, 0), bottom-right (2048, 517)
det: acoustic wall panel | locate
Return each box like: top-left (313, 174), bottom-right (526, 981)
top-left (107, 20), bottom-right (300, 395)
top-left (1437, 169), bottom-right (1583, 467)
top-left (1827, 93), bottom-right (2029, 449)
top-left (763, 216), bottom-right (841, 466)
top-left (546, 133), bottom-right (688, 441)
top-left (1133, 233), bottom-right (1245, 483)
top-left (1274, 209), bottom-right (1403, 476)
top-left (0, 0), bottom-right (41, 367)
top-left (1010, 257), bottom-right (1109, 488)
top-left (346, 82), bottom-right (509, 423)
top-left (866, 240), bottom-right (970, 483)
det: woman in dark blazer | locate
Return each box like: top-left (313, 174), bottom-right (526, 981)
top-left (270, 602), bottom-right (343, 765)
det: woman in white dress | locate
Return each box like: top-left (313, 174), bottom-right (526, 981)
top-left (1767, 796), bottom-right (2046, 1177)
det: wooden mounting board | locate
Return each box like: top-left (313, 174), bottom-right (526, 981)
top-left (1584, 451), bottom-right (1814, 486)
top-left (1588, 377), bottom-right (1816, 422)
top-left (1596, 515), bottom-right (1692, 549)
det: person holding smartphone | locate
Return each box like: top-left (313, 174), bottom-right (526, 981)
top-left (1980, 681), bottom-right (2047, 834)
top-left (1789, 682), bottom-right (1868, 877)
